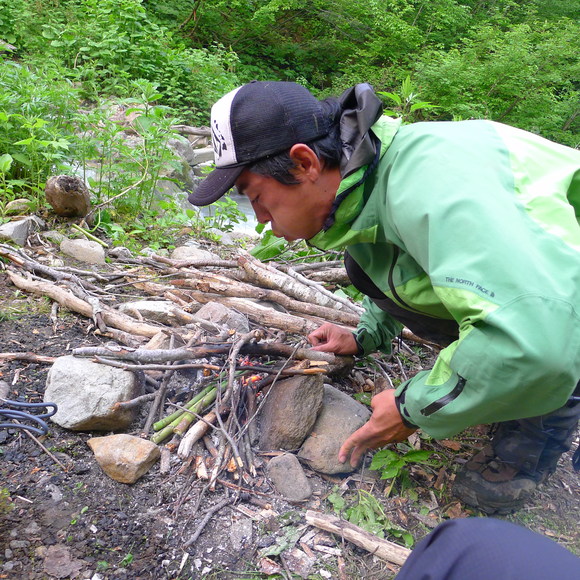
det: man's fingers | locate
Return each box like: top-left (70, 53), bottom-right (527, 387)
top-left (338, 433), bottom-right (357, 463)
top-left (339, 426), bottom-right (371, 465)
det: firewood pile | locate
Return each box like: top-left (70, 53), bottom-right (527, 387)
top-left (0, 241), bottom-right (435, 559)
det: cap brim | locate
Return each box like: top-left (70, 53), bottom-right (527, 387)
top-left (188, 165), bottom-right (245, 207)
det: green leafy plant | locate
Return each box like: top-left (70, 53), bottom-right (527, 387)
top-left (327, 488), bottom-right (414, 547)
top-left (119, 552), bottom-right (134, 567)
top-left (378, 77), bottom-right (439, 124)
top-left (370, 446), bottom-right (440, 496)
top-left (203, 195), bottom-right (248, 233)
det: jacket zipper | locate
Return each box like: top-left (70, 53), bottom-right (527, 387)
top-left (388, 246), bottom-right (423, 313)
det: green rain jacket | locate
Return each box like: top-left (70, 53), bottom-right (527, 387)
top-left (309, 114), bottom-right (580, 439)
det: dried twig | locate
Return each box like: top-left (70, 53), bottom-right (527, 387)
top-left (183, 496), bottom-right (237, 547)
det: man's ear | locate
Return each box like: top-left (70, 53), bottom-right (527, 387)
top-left (289, 144), bottom-right (322, 182)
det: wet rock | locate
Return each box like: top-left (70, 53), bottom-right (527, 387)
top-left (298, 384), bottom-right (371, 474)
top-left (60, 238), bottom-right (105, 264)
top-left (87, 434), bottom-right (160, 484)
top-left (196, 302), bottom-right (250, 334)
top-left (45, 175), bottom-right (91, 217)
top-left (266, 453), bottom-right (312, 502)
top-left (44, 356), bottom-right (142, 431)
top-left (258, 374), bottom-right (323, 451)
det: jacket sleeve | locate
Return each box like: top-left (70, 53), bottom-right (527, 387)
top-left (355, 297), bottom-right (403, 356)
top-left (385, 121), bottom-right (580, 438)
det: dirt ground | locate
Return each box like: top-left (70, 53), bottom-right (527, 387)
top-left (0, 255), bottom-right (579, 580)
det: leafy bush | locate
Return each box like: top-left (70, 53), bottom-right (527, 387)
top-left (416, 20), bottom-right (580, 146)
top-left (0, 60), bottom-right (78, 201)
top-left (8, 0), bottom-right (239, 124)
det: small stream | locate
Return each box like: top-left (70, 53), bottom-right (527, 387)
top-left (198, 191), bottom-right (259, 235)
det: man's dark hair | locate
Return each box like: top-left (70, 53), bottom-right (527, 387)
top-left (248, 98), bottom-right (343, 185)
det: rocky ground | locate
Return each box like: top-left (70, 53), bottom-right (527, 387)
top-left (0, 237), bottom-right (579, 580)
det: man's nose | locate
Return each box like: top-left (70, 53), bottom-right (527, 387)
top-left (254, 207), bottom-right (271, 224)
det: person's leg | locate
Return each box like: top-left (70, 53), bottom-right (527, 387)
top-left (396, 518), bottom-right (580, 580)
top-left (453, 381), bottom-right (580, 514)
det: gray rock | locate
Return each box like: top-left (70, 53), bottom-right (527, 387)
top-left (266, 453), bottom-right (312, 502)
top-left (205, 228), bottom-right (236, 245)
top-left (60, 238), bottom-right (105, 264)
top-left (43, 544), bottom-right (84, 579)
top-left (42, 230), bottom-right (66, 245)
top-left (0, 216), bottom-right (45, 246)
top-left (87, 434), bottom-right (160, 484)
top-left (258, 375), bottom-right (323, 451)
top-left (298, 384), bottom-right (371, 474)
top-left (191, 146), bottom-right (215, 165)
top-left (44, 356), bottom-right (142, 431)
top-left (23, 521), bottom-right (42, 536)
top-left (195, 302), bottom-right (249, 334)
top-left (107, 246), bottom-right (133, 259)
top-left (168, 136), bottom-right (197, 166)
top-left (170, 245), bottom-right (220, 261)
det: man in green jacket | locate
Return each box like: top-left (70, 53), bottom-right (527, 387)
top-left (189, 80), bottom-right (580, 514)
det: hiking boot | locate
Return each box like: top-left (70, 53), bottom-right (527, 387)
top-left (452, 446), bottom-right (548, 515)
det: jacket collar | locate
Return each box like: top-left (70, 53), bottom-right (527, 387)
top-left (309, 115), bottom-right (402, 250)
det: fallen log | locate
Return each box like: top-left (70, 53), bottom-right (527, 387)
top-left (170, 271), bottom-right (361, 327)
top-left (305, 510), bottom-right (411, 566)
top-left (7, 271), bottom-right (162, 338)
top-left (237, 251), bottom-right (358, 313)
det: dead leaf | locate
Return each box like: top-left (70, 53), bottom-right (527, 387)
top-left (259, 557), bottom-right (282, 575)
top-left (444, 501), bottom-right (469, 519)
top-left (439, 439), bottom-right (462, 451)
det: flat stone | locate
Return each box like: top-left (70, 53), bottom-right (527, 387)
top-left (266, 453), bottom-right (312, 502)
top-left (60, 238), bottom-right (105, 264)
top-left (87, 434), bottom-right (160, 484)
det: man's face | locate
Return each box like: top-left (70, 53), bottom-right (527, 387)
top-left (235, 168), bottom-right (339, 242)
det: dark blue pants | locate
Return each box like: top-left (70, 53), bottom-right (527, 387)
top-left (396, 518), bottom-right (580, 580)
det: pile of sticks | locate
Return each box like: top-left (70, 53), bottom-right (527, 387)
top-left (0, 243), bottom-right (362, 484)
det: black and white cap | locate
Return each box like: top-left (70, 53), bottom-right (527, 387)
top-left (188, 81), bottom-right (332, 206)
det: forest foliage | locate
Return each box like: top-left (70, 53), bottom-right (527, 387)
top-left (0, 0), bottom-right (578, 243)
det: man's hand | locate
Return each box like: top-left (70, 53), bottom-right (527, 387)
top-left (307, 322), bottom-right (358, 355)
top-left (339, 389), bottom-right (417, 467)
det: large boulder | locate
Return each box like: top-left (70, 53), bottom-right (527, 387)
top-left (45, 175), bottom-right (91, 217)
